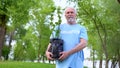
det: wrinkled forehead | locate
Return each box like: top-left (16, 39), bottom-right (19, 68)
top-left (65, 7), bottom-right (76, 14)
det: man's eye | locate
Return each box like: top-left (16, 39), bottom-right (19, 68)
top-left (67, 12), bottom-right (74, 14)
top-left (67, 12), bottom-right (70, 14)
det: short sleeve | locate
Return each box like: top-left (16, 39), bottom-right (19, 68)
top-left (79, 26), bottom-right (88, 40)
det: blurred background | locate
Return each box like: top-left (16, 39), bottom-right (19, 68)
top-left (0, 0), bottom-right (120, 68)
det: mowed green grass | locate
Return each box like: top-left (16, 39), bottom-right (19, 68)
top-left (0, 61), bottom-right (55, 68)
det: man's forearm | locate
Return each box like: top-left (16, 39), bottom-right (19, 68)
top-left (46, 43), bottom-right (51, 52)
top-left (68, 39), bottom-right (87, 55)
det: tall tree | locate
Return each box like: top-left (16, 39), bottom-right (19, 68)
top-left (0, 0), bottom-right (34, 60)
top-left (13, 0), bottom-right (55, 61)
top-left (0, 0), bottom-right (55, 60)
top-left (68, 0), bottom-right (120, 68)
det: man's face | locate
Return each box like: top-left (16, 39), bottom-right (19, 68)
top-left (65, 8), bottom-right (76, 24)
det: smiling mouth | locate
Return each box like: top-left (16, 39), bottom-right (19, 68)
top-left (68, 16), bottom-right (73, 18)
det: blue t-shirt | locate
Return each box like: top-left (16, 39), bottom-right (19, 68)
top-left (51, 23), bottom-right (88, 68)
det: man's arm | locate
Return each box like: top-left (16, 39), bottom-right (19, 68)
top-left (59, 38), bottom-right (87, 61)
top-left (46, 43), bottom-right (51, 52)
top-left (68, 38), bottom-right (87, 55)
top-left (45, 43), bottom-right (54, 60)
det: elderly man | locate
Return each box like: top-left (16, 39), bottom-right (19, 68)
top-left (46, 7), bottom-right (88, 68)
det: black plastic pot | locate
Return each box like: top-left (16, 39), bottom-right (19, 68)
top-left (48, 38), bottom-right (64, 59)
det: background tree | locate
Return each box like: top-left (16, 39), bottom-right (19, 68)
top-left (0, 0), bottom-right (55, 61)
top-left (68, 0), bottom-right (120, 68)
top-left (0, 0), bottom-right (35, 60)
top-left (13, 0), bottom-right (55, 61)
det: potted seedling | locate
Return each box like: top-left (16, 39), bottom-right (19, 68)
top-left (48, 7), bottom-right (64, 59)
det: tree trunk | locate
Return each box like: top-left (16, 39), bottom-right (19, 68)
top-left (42, 55), bottom-right (45, 63)
top-left (111, 59), bottom-right (118, 68)
top-left (3, 31), bottom-right (15, 60)
top-left (118, 49), bottom-right (120, 68)
top-left (99, 59), bottom-right (102, 68)
top-left (49, 60), bottom-right (51, 63)
top-left (93, 50), bottom-right (96, 68)
top-left (0, 15), bottom-right (7, 60)
top-left (37, 35), bottom-right (42, 62)
top-left (105, 59), bottom-right (109, 68)
top-left (8, 31), bottom-right (15, 48)
top-left (118, 0), bottom-right (120, 4)
top-left (92, 16), bottom-right (109, 68)
top-left (37, 49), bottom-right (40, 62)
top-left (111, 59), bottom-right (115, 68)
top-left (118, 58), bottom-right (120, 68)
top-left (0, 26), bottom-right (6, 60)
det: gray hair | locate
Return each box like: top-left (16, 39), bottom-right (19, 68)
top-left (64, 7), bottom-right (77, 14)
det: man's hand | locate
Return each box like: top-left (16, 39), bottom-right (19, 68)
top-left (46, 51), bottom-right (54, 61)
top-left (59, 51), bottom-right (70, 61)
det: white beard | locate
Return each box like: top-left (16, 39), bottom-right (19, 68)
top-left (68, 18), bottom-right (75, 23)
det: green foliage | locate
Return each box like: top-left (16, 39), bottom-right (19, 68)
top-left (2, 45), bottom-right (10, 60)
top-left (14, 39), bottom-right (36, 61)
top-left (69, 0), bottom-right (120, 67)
top-left (54, 7), bottom-right (62, 38)
top-left (14, 43), bottom-right (25, 60)
top-left (12, 0), bottom-right (55, 61)
top-left (48, 6), bottom-right (63, 38)
top-left (84, 66), bottom-right (88, 68)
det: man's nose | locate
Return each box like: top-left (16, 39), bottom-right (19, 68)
top-left (68, 15), bottom-right (73, 17)
top-left (67, 14), bottom-right (73, 17)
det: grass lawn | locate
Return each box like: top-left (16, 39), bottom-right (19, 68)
top-left (0, 61), bottom-right (55, 68)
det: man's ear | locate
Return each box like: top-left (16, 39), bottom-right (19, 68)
top-left (65, 14), bottom-right (67, 18)
top-left (75, 13), bottom-right (77, 18)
